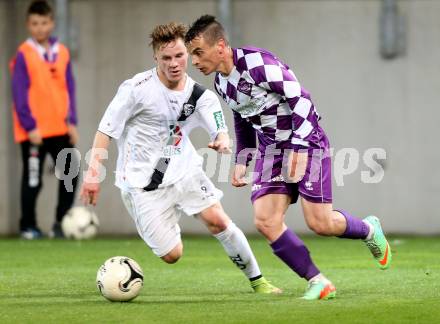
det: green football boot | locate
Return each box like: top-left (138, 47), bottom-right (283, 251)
top-left (251, 277), bottom-right (282, 294)
top-left (301, 280), bottom-right (336, 300)
top-left (363, 216), bottom-right (392, 270)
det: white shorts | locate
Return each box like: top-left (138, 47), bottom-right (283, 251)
top-left (120, 168), bottom-right (223, 257)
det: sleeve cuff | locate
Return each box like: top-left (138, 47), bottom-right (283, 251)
top-left (68, 118), bottom-right (78, 125)
top-left (211, 130), bottom-right (228, 142)
top-left (23, 120), bottom-right (37, 132)
top-left (97, 128), bottom-right (117, 140)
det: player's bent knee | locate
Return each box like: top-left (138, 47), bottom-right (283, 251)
top-left (161, 252), bottom-right (181, 264)
top-left (161, 255), bottom-right (179, 264)
top-left (161, 243), bottom-right (183, 264)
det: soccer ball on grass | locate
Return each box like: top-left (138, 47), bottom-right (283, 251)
top-left (96, 256), bottom-right (144, 302)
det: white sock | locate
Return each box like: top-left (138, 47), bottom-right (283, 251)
top-left (364, 221), bottom-right (375, 240)
top-left (213, 222), bottom-right (262, 280)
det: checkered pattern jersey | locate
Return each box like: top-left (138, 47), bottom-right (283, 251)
top-left (214, 46), bottom-right (321, 164)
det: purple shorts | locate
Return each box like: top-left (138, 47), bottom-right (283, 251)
top-left (250, 130), bottom-right (332, 204)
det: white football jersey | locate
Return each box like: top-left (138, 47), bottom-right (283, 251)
top-left (98, 68), bottom-right (227, 191)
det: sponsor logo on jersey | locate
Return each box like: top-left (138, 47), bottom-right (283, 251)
top-left (235, 97), bottom-right (267, 117)
top-left (213, 111), bottom-right (225, 130)
top-left (168, 124), bottom-right (182, 146)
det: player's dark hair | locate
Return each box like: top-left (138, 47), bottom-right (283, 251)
top-left (185, 15), bottom-right (228, 46)
top-left (27, 0), bottom-right (53, 18)
top-left (150, 22), bottom-right (187, 52)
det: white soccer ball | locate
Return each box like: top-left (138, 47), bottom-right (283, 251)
top-left (61, 206), bottom-right (99, 240)
top-left (96, 256), bottom-right (144, 302)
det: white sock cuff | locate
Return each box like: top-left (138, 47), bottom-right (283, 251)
top-left (213, 222), bottom-right (238, 241)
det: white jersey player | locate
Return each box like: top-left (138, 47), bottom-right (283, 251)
top-left (80, 22), bottom-right (280, 294)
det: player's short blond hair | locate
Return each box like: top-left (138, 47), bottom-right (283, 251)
top-left (149, 22), bottom-right (187, 52)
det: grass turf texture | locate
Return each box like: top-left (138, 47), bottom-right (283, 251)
top-left (0, 236), bottom-right (439, 323)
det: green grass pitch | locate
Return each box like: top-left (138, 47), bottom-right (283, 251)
top-left (0, 236), bottom-right (439, 323)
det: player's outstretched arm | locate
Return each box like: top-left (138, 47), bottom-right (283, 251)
top-left (80, 131), bottom-right (111, 206)
top-left (81, 78), bottom-right (134, 205)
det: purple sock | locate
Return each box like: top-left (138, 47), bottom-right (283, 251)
top-left (336, 209), bottom-right (369, 239)
top-left (270, 228), bottom-right (320, 280)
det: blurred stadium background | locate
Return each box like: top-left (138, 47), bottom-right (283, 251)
top-left (0, 0), bottom-right (439, 236)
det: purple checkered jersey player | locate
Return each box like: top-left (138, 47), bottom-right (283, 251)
top-left (186, 15), bottom-right (392, 300)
